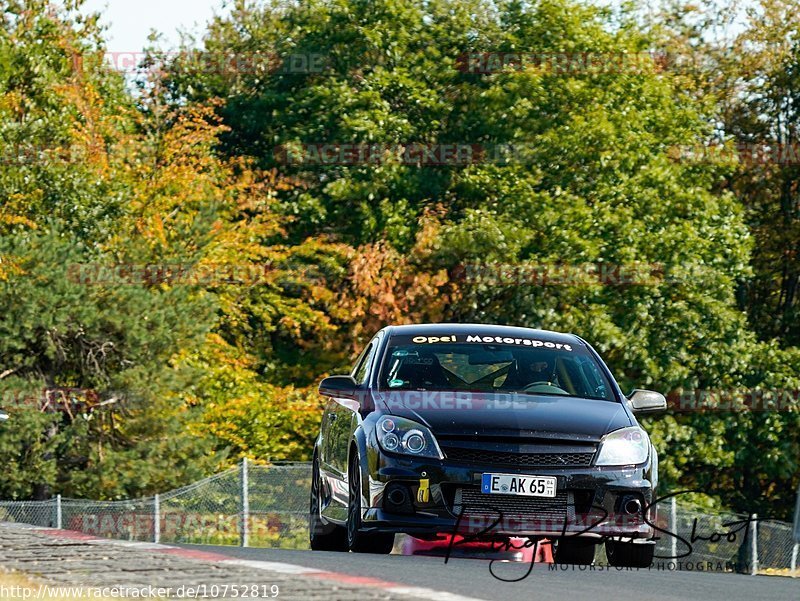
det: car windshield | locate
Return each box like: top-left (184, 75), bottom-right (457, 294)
top-left (378, 335), bottom-right (615, 401)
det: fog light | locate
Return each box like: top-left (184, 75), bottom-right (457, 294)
top-left (618, 494), bottom-right (644, 516)
top-left (623, 497), bottom-right (642, 515)
top-left (388, 487), bottom-right (407, 506)
top-left (383, 482), bottom-right (415, 514)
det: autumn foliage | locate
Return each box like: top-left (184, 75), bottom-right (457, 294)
top-left (0, 0), bottom-right (798, 520)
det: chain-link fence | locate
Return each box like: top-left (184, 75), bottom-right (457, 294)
top-left (0, 460), bottom-right (797, 575)
top-left (0, 461), bottom-right (311, 549)
top-left (648, 499), bottom-right (799, 575)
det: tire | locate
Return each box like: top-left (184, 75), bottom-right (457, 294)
top-left (347, 453), bottom-right (395, 554)
top-left (555, 539), bottom-right (596, 565)
top-left (605, 540), bottom-right (654, 568)
top-left (309, 456), bottom-right (348, 551)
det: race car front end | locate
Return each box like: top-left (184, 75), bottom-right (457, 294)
top-left (360, 412), bottom-right (658, 543)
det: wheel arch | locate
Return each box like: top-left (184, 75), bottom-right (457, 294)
top-left (349, 426), bottom-right (372, 506)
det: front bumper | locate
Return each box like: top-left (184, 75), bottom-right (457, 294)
top-left (363, 450), bottom-right (656, 540)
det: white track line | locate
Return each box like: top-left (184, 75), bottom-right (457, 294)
top-left (223, 557), bottom-right (489, 601)
top-left (380, 586), bottom-right (488, 601)
top-left (221, 558), bottom-right (324, 575)
top-left (31, 527), bottom-right (490, 601)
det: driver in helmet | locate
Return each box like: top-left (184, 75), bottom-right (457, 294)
top-left (502, 352), bottom-right (557, 390)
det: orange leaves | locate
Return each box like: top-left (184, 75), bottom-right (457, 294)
top-left (55, 80), bottom-right (113, 174)
top-left (341, 207), bottom-right (457, 348)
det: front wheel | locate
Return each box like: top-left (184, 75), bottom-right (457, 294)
top-left (309, 456), bottom-right (347, 551)
top-left (605, 540), bottom-right (654, 568)
top-left (347, 453), bottom-right (394, 554)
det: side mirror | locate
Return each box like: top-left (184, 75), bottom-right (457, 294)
top-left (319, 375), bottom-right (358, 398)
top-left (628, 389), bottom-right (667, 413)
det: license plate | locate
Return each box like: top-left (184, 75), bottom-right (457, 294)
top-left (481, 473), bottom-right (557, 498)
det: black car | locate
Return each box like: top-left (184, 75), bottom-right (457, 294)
top-left (310, 324), bottom-right (666, 566)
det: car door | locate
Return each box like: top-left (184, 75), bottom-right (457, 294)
top-left (329, 337), bottom-right (379, 480)
top-left (317, 336), bottom-right (381, 519)
top-left (318, 396), bottom-right (339, 474)
top-left (320, 342), bottom-right (369, 477)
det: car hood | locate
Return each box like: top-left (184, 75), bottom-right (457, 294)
top-left (373, 391), bottom-right (632, 442)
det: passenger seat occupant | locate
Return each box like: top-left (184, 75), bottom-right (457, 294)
top-left (394, 354), bottom-right (450, 388)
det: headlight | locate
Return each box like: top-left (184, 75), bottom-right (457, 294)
top-left (595, 426), bottom-right (650, 466)
top-left (376, 416), bottom-right (443, 459)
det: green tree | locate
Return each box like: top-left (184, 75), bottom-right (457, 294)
top-left (641, 0), bottom-right (800, 519)
top-left (0, 0), bottom-right (363, 498)
top-left (166, 0), bottom-right (799, 518)
top-left (0, 0), bottom-right (226, 499)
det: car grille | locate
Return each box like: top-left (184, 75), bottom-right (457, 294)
top-left (442, 446), bottom-right (594, 467)
top-left (452, 487), bottom-right (572, 522)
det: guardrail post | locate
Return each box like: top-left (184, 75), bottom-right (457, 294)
top-left (749, 513), bottom-right (758, 575)
top-left (154, 494), bottom-right (160, 544)
top-left (670, 496), bottom-right (677, 560)
top-left (240, 458), bottom-right (249, 547)
top-left (55, 494), bottom-right (62, 529)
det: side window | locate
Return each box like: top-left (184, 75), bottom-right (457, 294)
top-left (352, 340), bottom-right (378, 385)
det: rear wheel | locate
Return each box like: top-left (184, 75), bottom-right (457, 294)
top-left (347, 453), bottom-right (395, 554)
top-left (555, 539), bottom-right (596, 565)
top-left (605, 540), bottom-right (654, 568)
top-left (309, 456), bottom-right (347, 551)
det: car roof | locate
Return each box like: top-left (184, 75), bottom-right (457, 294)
top-left (383, 323), bottom-right (584, 346)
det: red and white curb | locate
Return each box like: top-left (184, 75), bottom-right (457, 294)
top-left (32, 528), bottom-right (487, 601)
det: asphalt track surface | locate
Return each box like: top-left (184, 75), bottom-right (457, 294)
top-left (180, 544), bottom-right (799, 601)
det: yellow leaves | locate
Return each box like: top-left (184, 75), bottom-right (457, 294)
top-left (1, 192), bottom-right (42, 234)
top-left (198, 384), bottom-right (325, 462)
top-left (106, 101), bottom-right (296, 264)
top-left (126, 107), bottom-right (225, 209)
top-left (0, 253), bottom-right (25, 281)
top-left (199, 332), bottom-right (258, 371)
top-left (0, 211), bottom-right (38, 230)
top-left (0, 90), bottom-right (26, 121)
top-left (132, 212), bottom-right (167, 246)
